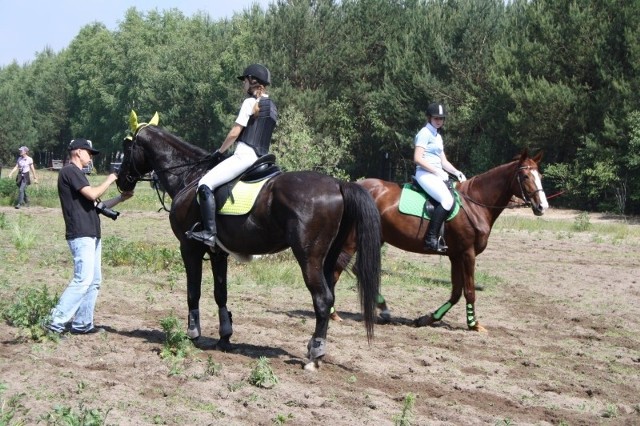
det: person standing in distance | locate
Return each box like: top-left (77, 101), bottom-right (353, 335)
top-left (186, 63), bottom-right (278, 247)
top-left (44, 138), bottom-right (133, 335)
top-left (413, 103), bottom-right (466, 253)
top-left (7, 146), bottom-right (38, 208)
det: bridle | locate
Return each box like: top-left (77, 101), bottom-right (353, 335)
top-left (119, 132), bottom-right (213, 212)
top-left (460, 164), bottom-right (544, 210)
top-left (516, 166), bottom-right (545, 207)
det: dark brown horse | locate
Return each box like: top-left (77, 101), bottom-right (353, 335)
top-left (334, 150), bottom-right (548, 331)
top-left (116, 121), bottom-right (382, 369)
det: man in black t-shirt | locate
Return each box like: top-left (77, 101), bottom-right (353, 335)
top-left (44, 138), bottom-right (133, 335)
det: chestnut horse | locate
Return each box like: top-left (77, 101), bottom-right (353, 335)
top-left (334, 150), bottom-right (548, 331)
top-left (116, 120), bottom-right (381, 369)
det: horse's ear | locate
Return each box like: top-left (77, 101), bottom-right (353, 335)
top-left (518, 147), bottom-right (530, 162)
top-left (129, 110), bottom-right (139, 133)
top-left (532, 150), bottom-right (544, 164)
top-left (149, 112), bottom-right (159, 126)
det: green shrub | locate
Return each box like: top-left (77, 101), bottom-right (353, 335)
top-left (248, 357), bottom-right (278, 389)
top-left (1, 285), bottom-right (58, 341)
top-left (0, 178), bottom-right (16, 197)
top-left (159, 314), bottom-right (195, 359)
top-left (572, 211), bottom-right (591, 231)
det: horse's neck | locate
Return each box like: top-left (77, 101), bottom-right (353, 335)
top-left (144, 135), bottom-right (206, 198)
top-left (467, 162), bottom-right (517, 222)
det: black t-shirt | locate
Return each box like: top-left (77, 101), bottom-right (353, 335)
top-left (58, 164), bottom-right (101, 240)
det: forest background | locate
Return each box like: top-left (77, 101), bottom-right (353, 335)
top-left (0, 0), bottom-right (639, 214)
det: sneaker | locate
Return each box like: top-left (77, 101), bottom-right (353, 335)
top-left (69, 326), bottom-right (106, 335)
top-left (40, 322), bottom-right (66, 338)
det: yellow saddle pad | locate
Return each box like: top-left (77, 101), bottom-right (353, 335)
top-left (219, 179), bottom-right (269, 215)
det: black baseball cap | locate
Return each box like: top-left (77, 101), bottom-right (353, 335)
top-left (68, 138), bottom-right (100, 155)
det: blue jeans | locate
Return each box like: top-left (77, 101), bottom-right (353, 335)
top-left (16, 176), bottom-right (29, 206)
top-left (48, 237), bottom-right (102, 333)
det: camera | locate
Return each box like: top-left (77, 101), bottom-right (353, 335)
top-left (95, 201), bottom-right (120, 220)
top-left (110, 162), bottom-right (121, 174)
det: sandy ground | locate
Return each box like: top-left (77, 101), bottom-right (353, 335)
top-left (1, 206), bottom-right (639, 425)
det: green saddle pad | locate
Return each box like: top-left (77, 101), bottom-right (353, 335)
top-left (219, 179), bottom-right (270, 215)
top-left (398, 183), bottom-right (461, 220)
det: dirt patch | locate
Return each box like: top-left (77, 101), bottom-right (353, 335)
top-left (1, 206), bottom-right (639, 425)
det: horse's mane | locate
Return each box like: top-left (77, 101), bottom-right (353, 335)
top-left (137, 125), bottom-right (212, 187)
top-left (468, 160), bottom-right (517, 184)
top-left (141, 125), bottom-right (209, 159)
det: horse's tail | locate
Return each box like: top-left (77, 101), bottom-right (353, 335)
top-left (339, 182), bottom-right (382, 341)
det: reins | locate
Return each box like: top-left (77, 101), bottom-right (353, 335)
top-left (459, 165), bottom-right (539, 210)
top-left (122, 130), bottom-right (214, 212)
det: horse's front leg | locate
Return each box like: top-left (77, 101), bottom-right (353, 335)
top-left (212, 251), bottom-right (233, 351)
top-left (456, 254), bottom-right (487, 332)
top-left (415, 253), bottom-right (485, 331)
top-left (181, 242), bottom-right (205, 339)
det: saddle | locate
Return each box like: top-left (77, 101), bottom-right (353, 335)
top-left (213, 154), bottom-right (281, 214)
top-left (398, 178), bottom-right (461, 221)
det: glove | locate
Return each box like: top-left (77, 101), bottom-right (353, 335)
top-left (456, 171), bottom-right (467, 182)
top-left (210, 149), bottom-right (223, 162)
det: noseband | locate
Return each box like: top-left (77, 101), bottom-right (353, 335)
top-left (516, 165), bottom-right (544, 207)
top-left (122, 137), bottom-right (147, 185)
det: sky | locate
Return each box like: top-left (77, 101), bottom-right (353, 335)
top-left (0, 0), bottom-right (274, 67)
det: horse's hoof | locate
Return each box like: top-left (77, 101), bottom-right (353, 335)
top-left (379, 309), bottom-right (391, 322)
top-left (303, 359), bottom-right (321, 371)
top-left (216, 337), bottom-right (234, 352)
top-left (414, 315), bottom-right (435, 327)
top-left (330, 312), bottom-right (343, 322)
top-left (469, 323), bottom-right (488, 333)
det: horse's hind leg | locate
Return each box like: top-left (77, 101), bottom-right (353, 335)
top-left (212, 251), bottom-right (234, 351)
top-left (330, 237), bottom-right (356, 322)
top-left (302, 259), bottom-right (334, 370)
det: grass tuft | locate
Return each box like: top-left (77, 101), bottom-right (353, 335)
top-left (393, 392), bottom-right (416, 426)
top-left (248, 357), bottom-right (279, 389)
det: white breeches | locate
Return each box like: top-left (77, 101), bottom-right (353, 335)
top-left (198, 142), bottom-right (258, 190)
top-left (415, 169), bottom-right (454, 210)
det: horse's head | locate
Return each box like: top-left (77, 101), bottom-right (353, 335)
top-left (515, 150), bottom-right (549, 216)
top-left (116, 111), bottom-right (159, 192)
top-left (116, 135), bottom-right (148, 192)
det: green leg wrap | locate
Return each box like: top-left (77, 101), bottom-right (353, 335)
top-left (432, 301), bottom-right (452, 321)
top-left (466, 303), bottom-right (477, 328)
top-left (375, 293), bottom-right (386, 305)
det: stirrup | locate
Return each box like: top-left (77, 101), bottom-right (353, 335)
top-left (425, 237), bottom-right (447, 253)
top-left (186, 230), bottom-right (217, 247)
top-left (185, 222), bottom-right (216, 247)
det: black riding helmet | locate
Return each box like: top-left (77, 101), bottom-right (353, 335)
top-left (426, 103), bottom-right (447, 118)
top-left (237, 64), bottom-right (271, 86)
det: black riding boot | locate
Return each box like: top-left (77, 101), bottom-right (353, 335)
top-left (186, 186), bottom-right (217, 247)
top-left (424, 204), bottom-right (450, 253)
